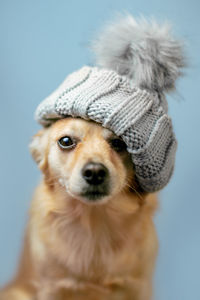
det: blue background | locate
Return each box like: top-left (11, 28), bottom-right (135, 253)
top-left (0, 1), bottom-right (199, 299)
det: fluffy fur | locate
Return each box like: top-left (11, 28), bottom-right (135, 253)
top-left (92, 15), bottom-right (185, 92)
top-left (0, 118), bottom-right (158, 300)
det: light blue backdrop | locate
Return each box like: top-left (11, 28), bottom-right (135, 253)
top-left (0, 1), bottom-right (199, 299)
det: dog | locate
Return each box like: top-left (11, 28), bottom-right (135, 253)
top-left (1, 13), bottom-right (185, 299)
top-left (0, 117), bottom-right (158, 300)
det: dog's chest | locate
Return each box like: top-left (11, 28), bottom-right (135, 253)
top-left (48, 212), bottom-right (140, 279)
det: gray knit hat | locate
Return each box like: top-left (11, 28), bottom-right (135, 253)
top-left (35, 15), bottom-right (185, 192)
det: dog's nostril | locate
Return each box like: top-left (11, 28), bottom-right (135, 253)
top-left (82, 163), bottom-right (108, 185)
top-left (84, 169), bottom-right (93, 179)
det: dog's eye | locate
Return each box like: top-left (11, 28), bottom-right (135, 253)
top-left (58, 136), bottom-right (76, 149)
top-left (110, 138), bottom-right (127, 152)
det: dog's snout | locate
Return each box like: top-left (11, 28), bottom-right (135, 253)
top-left (82, 163), bottom-right (108, 185)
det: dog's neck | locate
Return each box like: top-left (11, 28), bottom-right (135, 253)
top-left (36, 180), bottom-right (145, 280)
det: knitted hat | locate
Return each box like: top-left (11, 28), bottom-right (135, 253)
top-left (35, 15), bottom-right (185, 192)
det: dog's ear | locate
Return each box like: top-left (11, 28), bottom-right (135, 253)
top-left (29, 129), bottom-right (49, 171)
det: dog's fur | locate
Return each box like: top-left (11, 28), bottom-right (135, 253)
top-left (0, 118), bottom-right (158, 300)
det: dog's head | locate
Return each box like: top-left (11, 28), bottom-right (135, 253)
top-left (30, 117), bottom-right (140, 205)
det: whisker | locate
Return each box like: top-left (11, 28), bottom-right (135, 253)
top-left (125, 182), bottom-right (144, 203)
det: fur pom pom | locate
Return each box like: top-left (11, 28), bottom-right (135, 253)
top-left (92, 15), bottom-right (185, 92)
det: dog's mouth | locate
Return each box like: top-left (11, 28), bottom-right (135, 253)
top-left (80, 185), bottom-right (109, 202)
top-left (61, 179), bottom-right (111, 204)
top-left (81, 191), bottom-right (108, 201)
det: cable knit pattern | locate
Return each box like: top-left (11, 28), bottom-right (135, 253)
top-left (35, 66), bottom-right (177, 192)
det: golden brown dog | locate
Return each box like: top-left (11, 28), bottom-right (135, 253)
top-left (0, 117), bottom-right (158, 300)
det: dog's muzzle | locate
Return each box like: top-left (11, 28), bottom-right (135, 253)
top-left (81, 162), bottom-right (109, 201)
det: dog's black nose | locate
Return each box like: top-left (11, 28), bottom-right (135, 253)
top-left (82, 163), bottom-right (108, 185)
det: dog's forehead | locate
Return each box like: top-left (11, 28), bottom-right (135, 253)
top-left (51, 117), bottom-right (115, 139)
